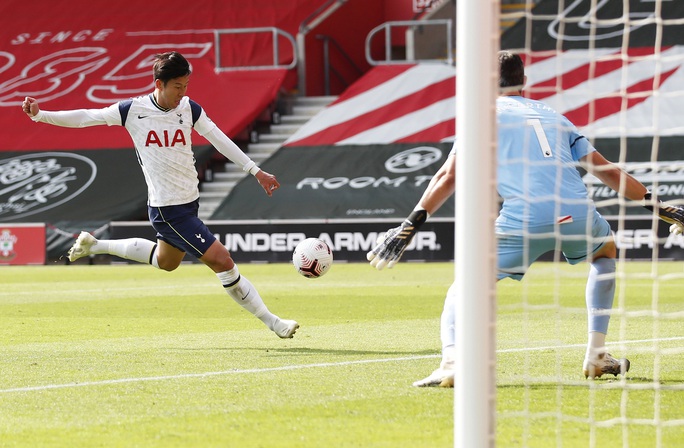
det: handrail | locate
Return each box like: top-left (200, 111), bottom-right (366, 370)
top-left (365, 19), bottom-right (453, 66)
top-left (214, 27), bottom-right (297, 72)
top-left (315, 34), bottom-right (364, 95)
top-left (299, 0), bottom-right (348, 34)
top-left (296, 0), bottom-right (348, 95)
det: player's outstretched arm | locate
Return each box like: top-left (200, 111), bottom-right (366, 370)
top-left (581, 151), bottom-right (684, 233)
top-left (22, 96), bottom-right (111, 128)
top-left (367, 153), bottom-right (456, 270)
top-left (201, 125), bottom-right (279, 196)
top-left (580, 151), bottom-right (647, 201)
top-left (367, 209), bottom-right (428, 270)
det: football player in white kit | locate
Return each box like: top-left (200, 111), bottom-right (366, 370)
top-left (22, 51), bottom-right (299, 339)
top-left (367, 51), bottom-right (684, 386)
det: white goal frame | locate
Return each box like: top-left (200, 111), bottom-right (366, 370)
top-left (454, 1), bottom-right (499, 447)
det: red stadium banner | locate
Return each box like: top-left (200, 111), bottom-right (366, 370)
top-left (0, 0), bottom-right (329, 152)
top-left (0, 223), bottom-right (46, 265)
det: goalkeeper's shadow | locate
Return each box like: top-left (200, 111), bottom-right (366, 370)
top-left (250, 347), bottom-right (439, 357)
top-left (497, 375), bottom-right (670, 388)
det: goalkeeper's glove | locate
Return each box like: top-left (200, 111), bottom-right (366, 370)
top-left (366, 209), bottom-right (428, 270)
top-left (643, 192), bottom-right (684, 234)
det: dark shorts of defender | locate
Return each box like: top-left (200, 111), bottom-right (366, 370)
top-left (148, 199), bottom-right (216, 258)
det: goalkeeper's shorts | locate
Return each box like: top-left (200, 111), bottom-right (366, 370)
top-left (148, 199), bottom-right (217, 258)
top-left (495, 210), bottom-right (612, 281)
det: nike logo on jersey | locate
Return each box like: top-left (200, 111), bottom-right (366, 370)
top-left (138, 115), bottom-right (149, 119)
top-left (195, 233), bottom-right (206, 243)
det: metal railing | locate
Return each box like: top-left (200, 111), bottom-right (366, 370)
top-left (365, 19), bottom-right (454, 66)
top-left (296, 0), bottom-right (348, 95)
top-left (315, 34), bottom-right (363, 95)
top-left (214, 27), bottom-right (297, 72)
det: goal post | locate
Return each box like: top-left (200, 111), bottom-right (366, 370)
top-left (454, 1), bottom-right (499, 447)
top-left (454, 0), bottom-right (684, 446)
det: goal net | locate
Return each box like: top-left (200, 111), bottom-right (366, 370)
top-left (457, 0), bottom-right (684, 446)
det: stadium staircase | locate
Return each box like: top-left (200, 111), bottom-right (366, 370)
top-left (198, 95), bottom-right (337, 220)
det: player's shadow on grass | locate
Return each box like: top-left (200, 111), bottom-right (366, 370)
top-left (261, 347), bottom-right (439, 357)
top-left (497, 375), bottom-right (663, 388)
top-left (170, 346), bottom-right (439, 357)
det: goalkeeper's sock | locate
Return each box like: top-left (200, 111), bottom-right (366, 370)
top-left (217, 266), bottom-right (278, 330)
top-left (441, 345), bottom-right (456, 368)
top-left (440, 283), bottom-right (457, 348)
top-left (585, 257), bottom-right (616, 335)
top-left (585, 332), bottom-right (607, 361)
top-left (96, 238), bottom-right (159, 267)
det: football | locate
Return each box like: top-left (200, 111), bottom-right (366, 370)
top-left (292, 238), bottom-right (333, 278)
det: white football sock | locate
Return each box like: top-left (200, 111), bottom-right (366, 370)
top-left (586, 257), bottom-right (616, 334)
top-left (585, 331), bottom-right (607, 360)
top-left (93, 238), bottom-right (158, 266)
top-left (441, 345), bottom-right (456, 368)
top-left (217, 266), bottom-right (278, 330)
top-left (440, 283), bottom-right (457, 348)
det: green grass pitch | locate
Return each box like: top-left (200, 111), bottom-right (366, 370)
top-left (1, 261), bottom-right (683, 447)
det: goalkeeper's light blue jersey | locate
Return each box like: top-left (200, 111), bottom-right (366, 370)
top-left (495, 95), bottom-right (596, 228)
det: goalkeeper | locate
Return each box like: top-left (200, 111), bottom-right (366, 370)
top-left (368, 51), bottom-right (684, 387)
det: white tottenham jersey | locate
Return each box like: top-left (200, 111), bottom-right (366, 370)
top-left (33, 94), bottom-right (254, 207)
top-left (109, 95), bottom-right (210, 206)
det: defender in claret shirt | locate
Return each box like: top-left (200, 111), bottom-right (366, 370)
top-left (23, 51), bottom-right (299, 339)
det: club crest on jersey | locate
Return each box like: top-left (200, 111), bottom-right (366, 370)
top-left (145, 129), bottom-right (187, 147)
top-left (177, 113), bottom-right (183, 124)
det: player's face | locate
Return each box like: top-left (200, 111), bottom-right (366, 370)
top-left (156, 76), bottom-right (189, 109)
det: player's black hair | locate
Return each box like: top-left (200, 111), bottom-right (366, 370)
top-left (153, 51), bottom-right (192, 84)
top-left (498, 50), bottom-right (525, 89)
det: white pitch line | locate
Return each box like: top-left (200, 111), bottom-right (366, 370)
top-left (0, 355), bottom-right (439, 394)
top-left (0, 283), bottom-right (212, 297)
top-left (499, 336), bottom-right (684, 353)
top-left (2, 336), bottom-right (682, 394)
